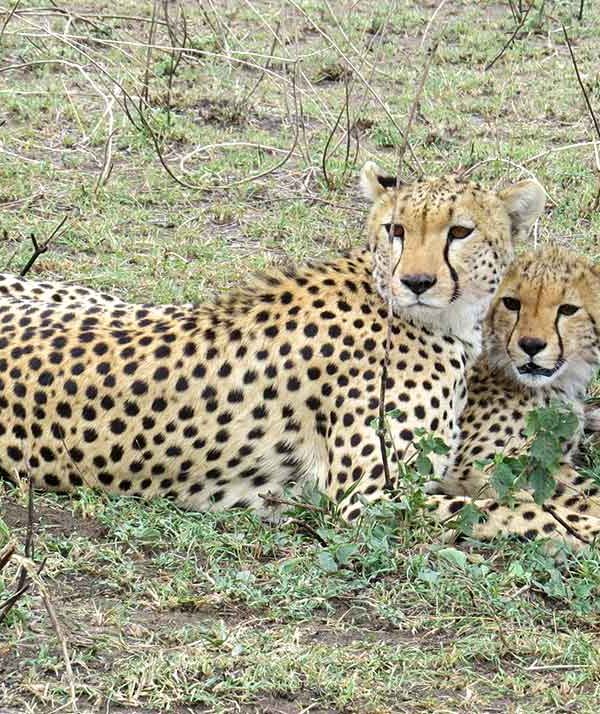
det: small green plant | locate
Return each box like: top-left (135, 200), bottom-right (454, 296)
top-left (371, 409), bottom-right (450, 521)
top-left (484, 403), bottom-right (579, 506)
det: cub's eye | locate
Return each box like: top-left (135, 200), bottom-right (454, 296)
top-left (383, 223), bottom-right (404, 240)
top-left (448, 225), bottom-right (474, 240)
top-left (502, 296), bottom-right (521, 311)
top-left (558, 304), bottom-right (580, 316)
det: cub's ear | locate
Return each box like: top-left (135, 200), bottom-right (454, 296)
top-left (498, 179), bottom-right (546, 239)
top-left (359, 161), bottom-right (400, 201)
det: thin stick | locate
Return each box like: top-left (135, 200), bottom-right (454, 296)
top-left (396, 42), bottom-right (438, 176)
top-left (420, 0), bottom-right (450, 50)
top-left (542, 504), bottom-right (589, 545)
top-left (16, 475), bottom-right (35, 591)
top-left (562, 24), bottom-right (600, 141)
top-left (377, 42), bottom-right (438, 494)
top-left (20, 215), bottom-right (68, 277)
top-left (242, 19), bottom-right (281, 105)
top-left (0, 0), bottom-right (21, 39)
top-left (562, 23), bottom-right (600, 214)
top-left (16, 556), bottom-right (79, 712)
top-left (0, 542), bottom-right (16, 572)
top-left (140, 0), bottom-right (159, 106)
top-left (258, 493), bottom-right (327, 514)
top-left (485, 0), bottom-right (534, 72)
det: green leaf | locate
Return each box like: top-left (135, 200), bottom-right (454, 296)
top-left (490, 459), bottom-right (520, 503)
top-left (429, 437), bottom-right (451, 456)
top-left (415, 453), bottom-right (433, 476)
top-left (318, 550), bottom-right (338, 573)
top-left (387, 408), bottom-right (406, 421)
top-left (437, 547), bottom-right (468, 570)
top-left (335, 543), bottom-right (359, 565)
top-left (529, 431), bottom-right (561, 470)
top-left (452, 502), bottom-right (487, 536)
top-left (528, 466), bottom-right (556, 505)
top-left (417, 567), bottom-right (440, 584)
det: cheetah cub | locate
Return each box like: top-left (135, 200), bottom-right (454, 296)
top-left (0, 164), bottom-right (544, 521)
top-left (432, 245), bottom-right (600, 523)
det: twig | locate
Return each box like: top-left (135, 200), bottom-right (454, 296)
top-left (377, 42), bottom-right (438, 494)
top-left (16, 475), bottom-right (35, 592)
top-left (162, 0), bottom-right (188, 123)
top-left (0, 0), bottom-right (20, 40)
top-left (420, 0), bottom-right (450, 50)
top-left (562, 23), bottom-right (600, 214)
top-left (321, 69), bottom-right (348, 190)
top-left (15, 555), bottom-right (79, 712)
top-left (0, 542), bottom-right (16, 572)
top-left (287, 0), bottom-right (422, 174)
top-left (376, 364), bottom-right (394, 494)
top-left (93, 100), bottom-right (115, 193)
top-left (542, 504), bottom-right (590, 545)
top-left (178, 141), bottom-right (301, 175)
top-left (485, 0), bottom-right (534, 71)
top-left (242, 18), bottom-right (281, 105)
top-left (0, 581), bottom-right (30, 624)
top-left (0, 476), bottom-right (38, 626)
top-left (20, 215), bottom-right (68, 276)
top-left (258, 493), bottom-right (327, 515)
top-left (396, 42), bottom-right (438, 176)
top-left (140, 0), bottom-right (159, 106)
top-left (286, 518), bottom-right (328, 547)
top-left (141, 61), bottom-right (301, 191)
top-left (562, 24), bottom-right (600, 142)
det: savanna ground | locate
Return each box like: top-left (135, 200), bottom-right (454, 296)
top-left (1, 1), bottom-right (600, 712)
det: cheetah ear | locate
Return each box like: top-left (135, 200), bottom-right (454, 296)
top-left (498, 180), bottom-right (546, 239)
top-left (359, 161), bottom-right (401, 201)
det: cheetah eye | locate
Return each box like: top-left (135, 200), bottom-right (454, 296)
top-left (502, 296), bottom-right (521, 311)
top-left (558, 304), bottom-right (580, 316)
top-left (383, 223), bottom-right (404, 240)
top-left (448, 225), bottom-right (474, 240)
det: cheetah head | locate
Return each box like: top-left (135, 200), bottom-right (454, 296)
top-left (487, 246), bottom-right (600, 394)
top-left (361, 162), bottom-right (545, 337)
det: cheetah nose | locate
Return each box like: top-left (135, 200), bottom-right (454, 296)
top-left (400, 273), bottom-right (437, 296)
top-left (518, 336), bottom-right (547, 357)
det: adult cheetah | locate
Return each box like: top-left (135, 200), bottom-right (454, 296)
top-left (0, 164), bottom-right (545, 522)
top-left (428, 245), bottom-right (600, 542)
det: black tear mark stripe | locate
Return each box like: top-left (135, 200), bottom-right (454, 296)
top-left (443, 240), bottom-right (460, 302)
top-left (392, 237), bottom-right (404, 277)
top-left (554, 313), bottom-right (565, 365)
top-left (506, 306), bottom-right (520, 349)
top-left (588, 312), bottom-right (600, 342)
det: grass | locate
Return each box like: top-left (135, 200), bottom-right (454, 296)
top-left (1, 0), bottom-right (600, 712)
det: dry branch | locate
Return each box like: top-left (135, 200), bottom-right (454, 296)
top-left (377, 42), bottom-right (438, 495)
top-left (20, 215), bottom-right (68, 277)
top-left (485, 0), bottom-right (534, 71)
top-left (562, 23), bottom-right (600, 212)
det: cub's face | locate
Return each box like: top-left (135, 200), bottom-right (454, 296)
top-left (487, 247), bottom-right (600, 391)
top-left (361, 162), bottom-right (546, 336)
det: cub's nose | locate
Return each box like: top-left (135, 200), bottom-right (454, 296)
top-left (518, 336), bottom-right (547, 357)
top-left (400, 274), bottom-right (437, 296)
